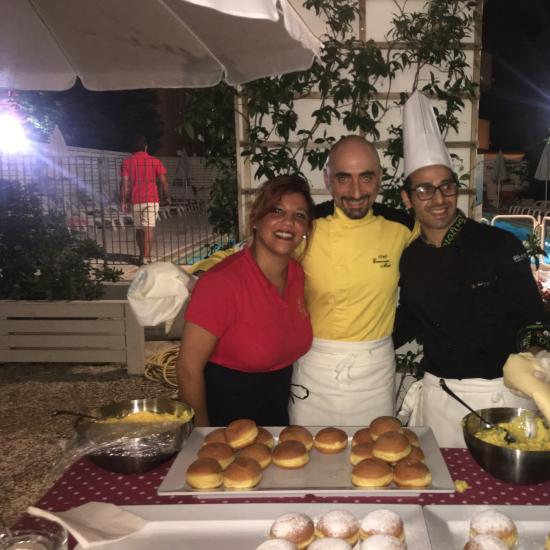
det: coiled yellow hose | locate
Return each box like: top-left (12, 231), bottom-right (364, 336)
top-left (143, 344), bottom-right (180, 387)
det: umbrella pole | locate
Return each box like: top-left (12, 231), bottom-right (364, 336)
top-left (546, 180), bottom-right (548, 210)
top-left (496, 178), bottom-right (500, 210)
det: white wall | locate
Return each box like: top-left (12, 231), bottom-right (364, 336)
top-left (236, 0), bottom-right (482, 233)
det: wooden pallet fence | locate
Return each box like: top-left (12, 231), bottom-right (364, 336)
top-left (0, 300), bottom-right (144, 374)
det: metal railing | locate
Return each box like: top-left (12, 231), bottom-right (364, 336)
top-left (0, 153), bottom-right (233, 266)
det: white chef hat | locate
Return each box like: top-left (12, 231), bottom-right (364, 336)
top-left (403, 90), bottom-right (453, 179)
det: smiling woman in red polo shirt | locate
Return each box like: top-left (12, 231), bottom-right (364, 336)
top-left (176, 175), bottom-right (314, 426)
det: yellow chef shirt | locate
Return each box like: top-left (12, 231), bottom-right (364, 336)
top-left (189, 202), bottom-right (417, 342)
top-left (305, 203), bottom-right (417, 341)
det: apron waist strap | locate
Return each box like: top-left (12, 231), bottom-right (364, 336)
top-left (312, 336), bottom-right (392, 355)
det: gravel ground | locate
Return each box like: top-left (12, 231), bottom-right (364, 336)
top-left (0, 361), bottom-right (173, 526)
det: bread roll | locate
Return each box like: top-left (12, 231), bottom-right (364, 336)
top-left (255, 427), bottom-right (275, 448)
top-left (272, 440), bottom-right (309, 469)
top-left (314, 427), bottom-right (348, 454)
top-left (352, 428), bottom-right (374, 446)
top-left (372, 432), bottom-right (411, 463)
top-left (223, 456), bottom-right (262, 489)
top-left (350, 442), bottom-right (375, 465)
top-left (351, 458), bottom-right (393, 488)
top-left (369, 417), bottom-right (403, 440)
top-left (203, 427), bottom-right (227, 445)
top-left (185, 458), bottom-right (223, 489)
top-left (197, 441), bottom-right (234, 470)
top-left (239, 442), bottom-right (272, 469)
top-left (393, 458), bottom-right (431, 488)
top-left (279, 425), bottom-right (314, 451)
top-left (225, 419), bottom-right (258, 449)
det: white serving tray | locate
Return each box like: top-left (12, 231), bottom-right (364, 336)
top-left (74, 503), bottom-right (430, 550)
top-left (423, 505), bottom-right (550, 549)
top-left (158, 426), bottom-right (454, 497)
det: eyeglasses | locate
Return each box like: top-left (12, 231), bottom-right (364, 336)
top-left (410, 181), bottom-right (458, 201)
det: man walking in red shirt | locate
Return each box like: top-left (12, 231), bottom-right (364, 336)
top-left (120, 135), bottom-right (170, 265)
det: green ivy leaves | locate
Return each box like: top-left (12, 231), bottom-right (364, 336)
top-left (179, 0), bottom-right (479, 234)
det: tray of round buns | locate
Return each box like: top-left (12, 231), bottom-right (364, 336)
top-left (157, 420), bottom-right (455, 497)
top-left (73, 502), bottom-right (431, 549)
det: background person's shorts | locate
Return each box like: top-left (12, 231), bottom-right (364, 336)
top-left (132, 202), bottom-right (159, 228)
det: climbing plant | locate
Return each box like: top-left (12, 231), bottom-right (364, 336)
top-left (178, 83), bottom-right (239, 237)
top-left (178, 0), bottom-right (480, 232)
top-left (381, 0), bottom-right (479, 204)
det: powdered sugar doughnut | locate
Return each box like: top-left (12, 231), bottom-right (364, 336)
top-left (359, 533), bottom-right (406, 549)
top-left (463, 534), bottom-right (509, 550)
top-left (316, 510), bottom-right (360, 545)
top-left (269, 512), bottom-right (315, 550)
top-left (360, 509), bottom-right (405, 541)
top-left (309, 538), bottom-right (352, 550)
top-left (469, 510), bottom-right (517, 548)
top-left (256, 539), bottom-right (298, 550)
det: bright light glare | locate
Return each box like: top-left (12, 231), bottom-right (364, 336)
top-left (0, 112), bottom-right (29, 154)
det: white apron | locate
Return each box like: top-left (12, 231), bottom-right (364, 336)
top-left (402, 371), bottom-right (536, 448)
top-left (289, 337), bottom-right (396, 426)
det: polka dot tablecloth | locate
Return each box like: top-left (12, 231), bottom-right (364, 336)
top-left (36, 448), bottom-right (550, 512)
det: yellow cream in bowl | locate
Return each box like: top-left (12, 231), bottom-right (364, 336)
top-left (474, 414), bottom-right (550, 451)
top-left (97, 411), bottom-right (192, 424)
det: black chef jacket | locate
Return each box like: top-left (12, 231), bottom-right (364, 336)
top-left (393, 217), bottom-right (544, 379)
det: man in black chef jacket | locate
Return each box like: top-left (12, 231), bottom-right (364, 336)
top-left (393, 91), bottom-right (544, 447)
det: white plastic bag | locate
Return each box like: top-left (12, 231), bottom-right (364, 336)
top-left (127, 262), bottom-right (193, 327)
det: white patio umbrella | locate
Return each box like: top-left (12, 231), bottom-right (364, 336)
top-left (492, 150), bottom-right (508, 210)
top-left (0, 0), bottom-right (321, 91)
top-left (535, 142), bottom-right (550, 210)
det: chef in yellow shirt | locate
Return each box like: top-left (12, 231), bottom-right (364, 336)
top-left (192, 136), bottom-right (418, 425)
top-left (290, 137), bottom-right (418, 425)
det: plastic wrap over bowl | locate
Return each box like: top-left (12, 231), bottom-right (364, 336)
top-left (462, 407), bottom-right (550, 485)
top-left (74, 398), bottom-right (194, 474)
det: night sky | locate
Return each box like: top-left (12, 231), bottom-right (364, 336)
top-left (481, 0), bottom-right (550, 157)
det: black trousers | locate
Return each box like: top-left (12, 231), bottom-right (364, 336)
top-left (204, 362), bottom-right (293, 426)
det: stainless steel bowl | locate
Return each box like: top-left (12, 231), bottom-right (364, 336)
top-left (462, 407), bottom-right (550, 485)
top-left (74, 398), bottom-right (194, 474)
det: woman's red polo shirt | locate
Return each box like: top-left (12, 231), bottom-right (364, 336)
top-left (184, 248), bottom-right (312, 373)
